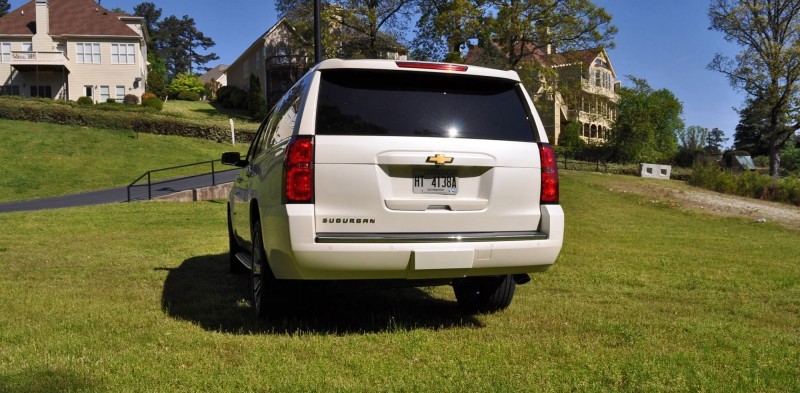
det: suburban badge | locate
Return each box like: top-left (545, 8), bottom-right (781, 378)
top-left (426, 154), bottom-right (454, 165)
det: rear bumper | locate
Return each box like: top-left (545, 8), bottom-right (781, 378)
top-left (263, 205), bottom-right (564, 280)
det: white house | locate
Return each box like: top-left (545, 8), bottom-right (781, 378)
top-left (0, 0), bottom-right (147, 102)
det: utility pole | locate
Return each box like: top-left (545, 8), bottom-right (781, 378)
top-left (314, 0), bottom-right (322, 64)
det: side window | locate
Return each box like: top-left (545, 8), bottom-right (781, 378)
top-left (270, 95), bottom-right (302, 146)
top-left (265, 75), bottom-right (309, 148)
top-left (246, 114), bottom-right (271, 162)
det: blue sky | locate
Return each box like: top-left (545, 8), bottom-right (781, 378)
top-left (8, 0), bottom-right (746, 145)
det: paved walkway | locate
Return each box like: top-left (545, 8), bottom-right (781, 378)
top-left (0, 169), bottom-right (238, 213)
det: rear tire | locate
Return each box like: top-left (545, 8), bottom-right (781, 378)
top-left (251, 220), bottom-right (279, 318)
top-left (453, 275), bottom-right (516, 313)
top-left (228, 206), bottom-right (247, 274)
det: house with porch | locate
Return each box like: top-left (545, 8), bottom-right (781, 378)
top-left (530, 47), bottom-right (619, 144)
top-left (466, 45), bottom-right (619, 145)
top-left (0, 0), bottom-right (147, 102)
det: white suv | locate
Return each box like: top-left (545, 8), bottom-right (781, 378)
top-left (222, 59), bottom-right (563, 318)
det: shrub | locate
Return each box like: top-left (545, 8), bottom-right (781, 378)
top-left (123, 94), bottom-right (139, 105)
top-left (167, 73), bottom-right (205, 98)
top-left (141, 96), bottom-right (164, 111)
top-left (76, 96), bottom-right (94, 106)
top-left (0, 96), bottom-right (258, 143)
top-left (141, 93), bottom-right (157, 102)
top-left (177, 91), bottom-right (201, 101)
top-left (216, 86), bottom-right (234, 104)
top-left (248, 74), bottom-right (267, 119)
top-left (689, 163), bottom-right (800, 206)
top-left (229, 88), bottom-right (247, 110)
top-left (106, 98), bottom-right (117, 104)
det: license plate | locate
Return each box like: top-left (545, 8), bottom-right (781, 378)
top-left (413, 168), bottom-right (457, 195)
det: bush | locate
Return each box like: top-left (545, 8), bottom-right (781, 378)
top-left (167, 73), bottom-right (205, 98)
top-left (123, 94), bottom-right (139, 105)
top-left (106, 98), bottom-right (116, 104)
top-left (216, 86), bottom-right (234, 104)
top-left (76, 96), bottom-right (94, 106)
top-left (177, 91), bottom-right (201, 101)
top-left (141, 96), bottom-right (163, 111)
top-left (141, 93), bottom-right (157, 102)
top-left (229, 88), bottom-right (247, 110)
top-left (689, 163), bottom-right (800, 206)
top-left (0, 96), bottom-right (258, 143)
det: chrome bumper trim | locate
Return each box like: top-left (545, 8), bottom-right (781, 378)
top-left (315, 231), bottom-right (548, 243)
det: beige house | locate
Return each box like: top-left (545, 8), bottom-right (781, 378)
top-left (200, 64), bottom-right (228, 99)
top-left (227, 18), bottom-right (310, 109)
top-left (529, 47), bottom-right (619, 144)
top-left (0, 0), bottom-right (147, 102)
top-left (228, 18), bottom-right (409, 110)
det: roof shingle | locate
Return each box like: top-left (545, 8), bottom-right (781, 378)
top-left (0, 0), bottom-right (139, 37)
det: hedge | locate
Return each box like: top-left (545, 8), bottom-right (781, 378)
top-left (0, 96), bottom-right (257, 143)
top-left (689, 164), bottom-right (800, 206)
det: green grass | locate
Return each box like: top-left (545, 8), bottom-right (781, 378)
top-left (162, 99), bottom-right (255, 122)
top-left (0, 171), bottom-right (798, 391)
top-left (0, 119), bottom-right (248, 202)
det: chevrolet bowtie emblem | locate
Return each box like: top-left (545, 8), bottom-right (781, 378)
top-left (426, 154), bottom-right (454, 165)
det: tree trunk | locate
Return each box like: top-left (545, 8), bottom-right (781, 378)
top-left (769, 133), bottom-right (781, 177)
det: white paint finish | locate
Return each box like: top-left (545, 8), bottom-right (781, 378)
top-left (413, 249), bottom-right (475, 270)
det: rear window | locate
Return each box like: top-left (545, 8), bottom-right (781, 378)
top-left (316, 70), bottom-right (537, 142)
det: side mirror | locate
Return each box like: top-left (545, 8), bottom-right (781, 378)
top-left (221, 152), bottom-right (247, 167)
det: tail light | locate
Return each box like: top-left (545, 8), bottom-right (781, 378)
top-left (284, 136), bottom-right (314, 203)
top-left (539, 143), bottom-right (559, 204)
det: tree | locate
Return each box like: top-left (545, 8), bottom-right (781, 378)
top-left (608, 76), bottom-right (683, 163)
top-left (146, 53), bottom-right (167, 99)
top-left (414, 0), bottom-right (616, 69)
top-left (156, 15), bottom-right (219, 76)
top-left (733, 94), bottom-right (788, 156)
top-left (412, 0), bottom-right (484, 62)
top-left (247, 74), bottom-right (267, 119)
top-left (167, 73), bottom-right (205, 98)
top-left (675, 125), bottom-right (708, 167)
top-left (133, 2), bottom-right (162, 54)
top-left (708, 0), bottom-right (800, 177)
top-left (557, 121), bottom-right (587, 158)
top-left (677, 126), bottom-right (708, 151)
top-left (705, 127), bottom-right (728, 154)
top-left (0, 0), bottom-right (10, 17)
top-left (277, 0), bottom-right (414, 60)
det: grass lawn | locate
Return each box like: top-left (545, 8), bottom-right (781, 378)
top-left (0, 171), bottom-right (798, 391)
top-left (0, 119), bottom-right (248, 203)
top-left (162, 99), bottom-right (256, 123)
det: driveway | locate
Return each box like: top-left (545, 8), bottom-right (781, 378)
top-left (0, 169), bottom-right (238, 213)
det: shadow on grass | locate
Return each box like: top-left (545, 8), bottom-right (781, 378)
top-left (159, 254), bottom-right (482, 335)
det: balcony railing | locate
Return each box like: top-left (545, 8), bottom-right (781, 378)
top-left (11, 51), bottom-right (67, 64)
top-left (580, 78), bottom-right (619, 101)
top-left (567, 110), bottom-right (615, 126)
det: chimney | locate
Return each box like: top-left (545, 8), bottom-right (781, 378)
top-left (32, 0), bottom-right (52, 51)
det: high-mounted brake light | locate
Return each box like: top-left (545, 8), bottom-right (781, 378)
top-left (395, 61), bottom-right (468, 72)
top-left (539, 144), bottom-right (559, 204)
top-left (284, 136), bottom-right (314, 203)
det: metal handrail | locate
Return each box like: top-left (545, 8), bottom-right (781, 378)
top-left (127, 159), bottom-right (223, 202)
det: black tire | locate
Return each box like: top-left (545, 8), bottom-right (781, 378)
top-left (228, 206), bottom-right (247, 274)
top-left (453, 275), bottom-right (516, 314)
top-left (251, 220), bottom-right (279, 318)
